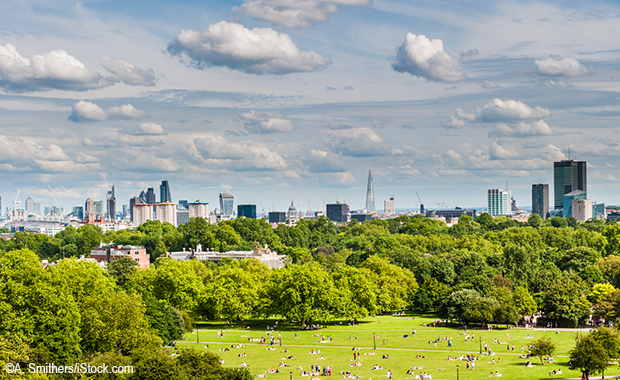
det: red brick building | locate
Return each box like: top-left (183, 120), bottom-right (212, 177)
top-left (90, 244), bottom-right (150, 269)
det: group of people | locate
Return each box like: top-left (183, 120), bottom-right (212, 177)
top-left (488, 371), bottom-right (503, 377)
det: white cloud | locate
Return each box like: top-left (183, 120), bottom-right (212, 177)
top-left (306, 149), bottom-right (346, 173)
top-left (442, 116), bottom-right (467, 128)
top-left (69, 101), bottom-right (145, 122)
top-left (389, 33), bottom-right (465, 82)
top-left (535, 57), bottom-right (589, 77)
top-left (167, 21), bottom-right (332, 75)
top-left (541, 144), bottom-right (567, 162)
top-left (325, 127), bottom-right (392, 157)
top-left (489, 142), bottom-right (518, 159)
top-left (100, 56), bottom-right (156, 86)
top-left (476, 99), bottom-right (550, 122)
top-left (135, 122), bottom-right (166, 136)
top-left (193, 135), bottom-right (288, 170)
top-left (241, 110), bottom-right (293, 133)
top-left (480, 81), bottom-right (500, 89)
top-left (68, 100), bottom-right (107, 122)
top-left (107, 104), bottom-right (146, 120)
top-left (234, 0), bottom-right (370, 29)
top-left (0, 43), bottom-right (106, 93)
top-left (490, 120), bottom-right (553, 137)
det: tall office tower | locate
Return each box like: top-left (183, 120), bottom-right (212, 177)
top-left (326, 203), bottom-right (348, 223)
top-left (532, 184), bottom-right (549, 219)
top-left (487, 189), bottom-right (511, 216)
top-left (145, 188), bottom-right (156, 205)
top-left (178, 200), bottom-right (188, 210)
top-left (237, 204), bottom-right (257, 219)
top-left (94, 200), bottom-right (104, 217)
top-left (554, 160), bottom-right (587, 209)
top-left (384, 196), bottom-right (395, 215)
top-left (156, 202), bottom-right (177, 225)
top-left (106, 186), bottom-right (116, 221)
top-left (188, 200), bottom-right (209, 219)
top-left (365, 169), bottom-right (376, 213)
top-left (132, 203), bottom-right (153, 226)
top-left (122, 204), bottom-right (129, 220)
top-left (72, 206), bottom-right (84, 221)
top-left (219, 192), bottom-right (235, 216)
top-left (129, 196), bottom-right (140, 221)
top-left (160, 180), bottom-right (172, 203)
top-left (139, 190), bottom-right (147, 204)
top-left (32, 201), bottom-right (40, 214)
top-left (25, 197), bottom-right (35, 214)
top-left (84, 198), bottom-right (95, 220)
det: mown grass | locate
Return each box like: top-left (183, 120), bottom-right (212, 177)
top-left (176, 315), bottom-right (620, 380)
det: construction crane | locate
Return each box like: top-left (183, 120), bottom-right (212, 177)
top-left (48, 185), bottom-right (64, 217)
top-left (416, 191), bottom-right (425, 215)
top-left (297, 202), bottom-right (303, 217)
top-left (11, 189), bottom-right (21, 220)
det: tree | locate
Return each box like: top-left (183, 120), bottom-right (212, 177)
top-left (462, 298), bottom-right (498, 328)
top-left (80, 289), bottom-right (162, 355)
top-left (530, 337), bottom-right (556, 365)
top-left (569, 333), bottom-right (609, 380)
top-left (413, 278), bottom-right (450, 312)
top-left (589, 283), bottom-right (615, 304)
top-left (361, 255), bottom-right (418, 312)
top-left (594, 289), bottom-right (620, 322)
top-left (263, 263), bottom-right (338, 324)
top-left (513, 286), bottom-right (537, 316)
top-left (108, 257), bottom-right (139, 287)
top-left (489, 287), bottom-right (519, 325)
top-left (437, 289), bottom-right (481, 322)
top-left (332, 266), bottom-right (380, 319)
top-left (150, 258), bottom-right (206, 313)
top-left (543, 276), bottom-right (590, 327)
top-left (528, 214), bottom-right (543, 228)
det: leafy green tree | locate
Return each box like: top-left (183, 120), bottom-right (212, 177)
top-left (513, 286), bottom-right (537, 315)
top-left (263, 263), bottom-right (338, 324)
top-left (589, 283), bottom-right (615, 304)
top-left (331, 266), bottom-right (379, 319)
top-left (543, 276), bottom-right (590, 327)
top-left (413, 278), bottom-right (450, 312)
top-left (150, 258), bottom-right (206, 313)
top-left (176, 348), bottom-right (222, 377)
top-left (462, 298), bottom-right (498, 328)
top-left (362, 255), bottom-right (418, 312)
top-left (596, 255), bottom-right (620, 288)
top-left (569, 333), bottom-right (609, 380)
top-left (528, 214), bottom-right (543, 228)
top-left (438, 289), bottom-right (481, 322)
top-left (130, 348), bottom-right (180, 380)
top-left (108, 257), bottom-right (139, 287)
top-left (594, 289), bottom-right (620, 322)
top-left (530, 337), bottom-right (556, 365)
top-left (489, 287), bottom-right (519, 324)
top-left (603, 224), bottom-right (620, 256)
top-left (81, 289), bottom-right (162, 355)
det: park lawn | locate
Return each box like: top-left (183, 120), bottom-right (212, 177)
top-left (176, 316), bottom-right (620, 380)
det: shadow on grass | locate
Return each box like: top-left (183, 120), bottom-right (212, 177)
top-left (196, 319), bottom-right (375, 332)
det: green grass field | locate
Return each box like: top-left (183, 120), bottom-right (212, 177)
top-left (176, 315), bottom-right (620, 380)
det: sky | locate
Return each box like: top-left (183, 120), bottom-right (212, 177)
top-left (1, 0), bottom-right (620, 214)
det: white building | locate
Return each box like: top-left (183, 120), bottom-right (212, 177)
top-left (384, 196), bottom-right (396, 215)
top-left (167, 244), bottom-right (286, 269)
top-left (572, 198), bottom-right (593, 222)
top-left (487, 189), bottom-right (511, 216)
top-left (132, 203), bottom-right (153, 226)
top-left (188, 200), bottom-right (209, 220)
top-left (156, 202), bottom-right (177, 226)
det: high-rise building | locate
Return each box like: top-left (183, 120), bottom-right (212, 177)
top-left (160, 180), bottom-right (172, 203)
top-left (384, 196), bottom-right (395, 215)
top-left (554, 160), bottom-right (587, 210)
top-left (106, 186), bottom-right (116, 221)
top-left (156, 202), bottom-right (177, 225)
top-left (188, 200), bottom-right (209, 220)
top-left (84, 198), bottom-right (95, 220)
top-left (237, 204), bottom-right (257, 219)
top-left (487, 189), bottom-right (511, 216)
top-left (365, 169), bottom-right (376, 213)
top-left (177, 209), bottom-right (189, 226)
top-left (133, 203), bottom-right (153, 226)
top-left (129, 196), bottom-right (140, 221)
top-left (219, 192), bottom-right (235, 216)
top-left (145, 188), bottom-right (156, 205)
top-left (139, 190), bottom-right (147, 204)
top-left (532, 184), bottom-right (549, 219)
top-left (269, 211), bottom-right (286, 224)
top-left (326, 203), bottom-right (348, 223)
top-left (178, 200), bottom-right (188, 210)
top-left (563, 190), bottom-right (587, 218)
top-left (25, 197), bottom-right (35, 214)
top-left (572, 198), bottom-right (593, 222)
top-left (72, 206), bottom-right (84, 220)
top-left (94, 201), bottom-right (104, 217)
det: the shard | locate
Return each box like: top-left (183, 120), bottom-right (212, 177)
top-left (366, 169), bottom-right (376, 213)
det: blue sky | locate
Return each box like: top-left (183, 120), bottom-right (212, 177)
top-left (1, 0), bottom-right (620, 213)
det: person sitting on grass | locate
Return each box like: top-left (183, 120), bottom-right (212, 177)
top-left (495, 371), bottom-right (502, 377)
top-left (526, 361), bottom-right (535, 367)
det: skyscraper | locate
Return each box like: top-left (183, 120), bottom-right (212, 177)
top-left (129, 196), bottom-right (140, 221)
top-left (146, 188), bottom-right (156, 205)
top-left (106, 186), bottom-right (116, 221)
top-left (365, 169), bottom-right (375, 213)
top-left (84, 198), bottom-right (95, 220)
top-left (487, 189), bottom-right (511, 216)
top-left (139, 190), bottom-right (147, 204)
top-left (219, 192), bottom-right (235, 216)
top-left (532, 184), bottom-right (549, 219)
top-left (25, 197), bottom-right (35, 214)
top-left (160, 180), bottom-right (171, 203)
top-left (553, 160), bottom-right (587, 210)
top-left (237, 204), bottom-right (257, 219)
top-left (384, 196), bottom-right (395, 215)
top-left (327, 203), bottom-right (348, 223)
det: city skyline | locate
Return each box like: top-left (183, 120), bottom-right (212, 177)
top-left (1, 0), bottom-right (620, 210)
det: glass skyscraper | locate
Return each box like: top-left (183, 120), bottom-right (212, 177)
top-left (553, 160), bottom-right (586, 210)
top-left (531, 184), bottom-right (549, 219)
top-left (487, 189), bottom-right (511, 216)
top-left (160, 180), bottom-right (171, 203)
top-left (219, 192), bottom-right (235, 216)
